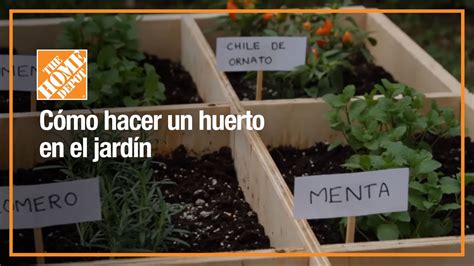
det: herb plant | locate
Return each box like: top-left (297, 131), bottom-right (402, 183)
top-left (221, 0), bottom-right (275, 36)
top-left (271, 12), bottom-right (377, 98)
top-left (222, 1), bottom-right (377, 98)
top-left (289, 14), bottom-right (377, 98)
top-left (38, 127), bottom-right (188, 252)
top-left (324, 80), bottom-right (461, 240)
top-left (466, 173), bottom-right (474, 205)
top-left (58, 14), bottom-right (166, 108)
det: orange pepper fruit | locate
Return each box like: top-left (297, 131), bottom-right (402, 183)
top-left (315, 27), bottom-right (326, 36)
top-left (316, 19), bottom-right (333, 36)
top-left (227, 0), bottom-right (238, 21)
top-left (342, 31), bottom-right (353, 44)
top-left (263, 13), bottom-right (273, 22)
top-left (323, 19), bottom-right (333, 32)
top-left (303, 21), bottom-right (312, 31)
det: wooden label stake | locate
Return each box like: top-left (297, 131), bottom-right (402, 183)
top-left (30, 92), bottom-right (36, 111)
top-left (345, 216), bottom-right (356, 243)
top-left (33, 227), bottom-right (45, 264)
top-left (256, 70), bottom-right (263, 100)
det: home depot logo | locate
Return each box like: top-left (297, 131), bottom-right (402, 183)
top-left (36, 49), bottom-right (87, 100)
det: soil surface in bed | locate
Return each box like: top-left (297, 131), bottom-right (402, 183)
top-left (153, 146), bottom-right (270, 252)
top-left (0, 146), bottom-right (270, 264)
top-left (0, 52), bottom-right (203, 113)
top-left (270, 136), bottom-right (474, 244)
top-left (227, 53), bottom-right (395, 100)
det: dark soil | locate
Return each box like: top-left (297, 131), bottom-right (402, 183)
top-left (270, 143), bottom-right (354, 244)
top-left (144, 54), bottom-right (202, 105)
top-left (429, 136), bottom-right (474, 237)
top-left (344, 53), bottom-right (395, 95)
top-left (227, 52), bottom-right (395, 100)
top-left (0, 146), bottom-right (269, 264)
top-left (0, 52), bottom-right (203, 113)
top-left (153, 146), bottom-right (270, 252)
top-left (269, 137), bottom-right (474, 244)
top-left (0, 91), bottom-right (32, 113)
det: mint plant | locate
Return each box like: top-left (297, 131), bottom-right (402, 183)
top-left (466, 173), bottom-right (474, 204)
top-left (58, 14), bottom-right (166, 108)
top-left (323, 80), bottom-right (461, 240)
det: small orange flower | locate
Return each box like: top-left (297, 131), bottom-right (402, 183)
top-left (227, 0), bottom-right (238, 21)
top-left (262, 13), bottom-right (273, 22)
top-left (316, 39), bottom-right (327, 47)
top-left (316, 19), bottom-right (333, 36)
top-left (303, 21), bottom-right (312, 31)
top-left (342, 31), bottom-right (353, 44)
top-left (311, 47), bottom-right (319, 60)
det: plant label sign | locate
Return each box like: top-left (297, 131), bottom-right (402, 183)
top-left (0, 55), bottom-right (37, 92)
top-left (216, 37), bottom-right (307, 71)
top-left (0, 178), bottom-right (101, 229)
top-left (294, 168), bottom-right (409, 219)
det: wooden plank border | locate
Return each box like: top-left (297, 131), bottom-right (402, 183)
top-left (60, 248), bottom-right (307, 266)
top-left (364, 12), bottom-right (461, 95)
top-left (323, 236), bottom-right (473, 266)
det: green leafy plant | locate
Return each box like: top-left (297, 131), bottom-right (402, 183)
top-left (324, 80), bottom-right (461, 240)
top-left (466, 173), bottom-right (474, 204)
top-left (220, 1), bottom-right (377, 98)
top-left (291, 14), bottom-right (376, 98)
top-left (218, 0), bottom-right (276, 36)
top-left (36, 126), bottom-right (187, 252)
top-left (58, 14), bottom-right (166, 108)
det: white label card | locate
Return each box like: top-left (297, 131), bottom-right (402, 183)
top-left (294, 168), bottom-right (409, 219)
top-left (0, 178), bottom-right (101, 229)
top-left (216, 37), bottom-right (307, 72)
top-left (0, 55), bottom-right (37, 91)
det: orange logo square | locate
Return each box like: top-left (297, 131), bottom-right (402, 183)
top-left (36, 49), bottom-right (87, 100)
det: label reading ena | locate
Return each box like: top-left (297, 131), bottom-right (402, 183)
top-left (0, 178), bottom-right (101, 229)
top-left (294, 168), bottom-right (409, 219)
top-left (0, 55), bottom-right (36, 91)
top-left (216, 37), bottom-right (307, 72)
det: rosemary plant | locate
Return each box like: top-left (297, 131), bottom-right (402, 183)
top-left (37, 124), bottom-right (188, 252)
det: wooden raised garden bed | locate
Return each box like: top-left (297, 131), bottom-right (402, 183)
top-left (0, 14), bottom-right (230, 113)
top-left (195, 10), bottom-right (470, 265)
top-left (0, 14), bottom-right (327, 265)
top-left (1, 103), bottom-right (327, 265)
top-left (196, 10), bottom-right (461, 102)
top-left (240, 92), bottom-right (472, 265)
top-left (0, 10), bottom-right (469, 266)
top-left (0, 14), bottom-right (233, 168)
